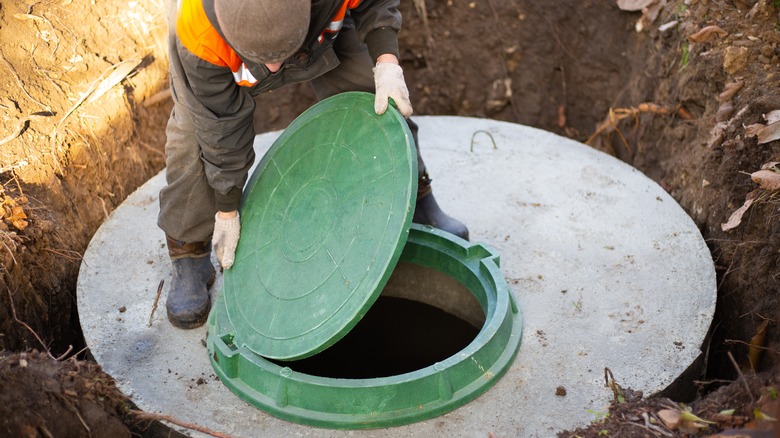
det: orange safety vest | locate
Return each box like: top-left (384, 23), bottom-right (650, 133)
top-left (176, 0), bottom-right (361, 87)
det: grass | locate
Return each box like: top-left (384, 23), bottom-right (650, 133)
top-left (679, 41), bottom-right (690, 72)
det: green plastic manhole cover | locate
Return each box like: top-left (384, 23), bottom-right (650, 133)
top-left (222, 91), bottom-right (417, 361)
top-left (207, 92), bottom-right (523, 429)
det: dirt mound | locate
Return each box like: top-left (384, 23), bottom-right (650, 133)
top-left (0, 351), bottom-right (130, 437)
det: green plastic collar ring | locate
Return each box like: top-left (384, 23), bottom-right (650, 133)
top-left (208, 225), bottom-right (523, 429)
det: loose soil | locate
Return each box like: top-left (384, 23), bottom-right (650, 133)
top-left (1, 0), bottom-right (779, 436)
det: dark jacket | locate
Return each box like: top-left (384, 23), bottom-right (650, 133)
top-left (169, 0), bottom-right (402, 211)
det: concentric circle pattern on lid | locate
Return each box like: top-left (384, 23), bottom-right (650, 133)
top-left (222, 92), bottom-right (417, 360)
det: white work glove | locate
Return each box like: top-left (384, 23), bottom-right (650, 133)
top-left (373, 62), bottom-right (413, 118)
top-left (213, 211), bottom-right (241, 269)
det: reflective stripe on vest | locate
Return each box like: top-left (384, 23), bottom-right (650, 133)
top-left (233, 64), bottom-right (259, 87)
top-left (318, 0), bottom-right (361, 44)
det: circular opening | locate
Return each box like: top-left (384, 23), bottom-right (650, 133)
top-left (270, 295), bottom-right (480, 378)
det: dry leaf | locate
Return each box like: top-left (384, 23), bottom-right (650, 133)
top-left (748, 0), bottom-right (769, 19)
top-left (679, 410), bottom-right (716, 426)
top-left (761, 162), bottom-right (780, 170)
top-left (617, 0), bottom-right (656, 11)
top-left (662, 409), bottom-right (718, 434)
top-left (716, 102), bottom-right (734, 122)
top-left (718, 81), bottom-right (744, 102)
top-left (644, 0), bottom-right (665, 22)
top-left (8, 206), bottom-right (28, 230)
top-left (707, 122), bottom-right (728, 148)
top-left (745, 123), bottom-right (764, 138)
top-left (658, 409), bottom-right (682, 429)
top-left (634, 0), bottom-right (666, 31)
top-left (751, 169), bottom-right (780, 191)
top-left (765, 110), bottom-right (780, 125)
top-left (753, 407), bottom-right (777, 422)
top-left (757, 121), bottom-right (780, 144)
top-left (748, 319), bottom-right (770, 370)
top-left (688, 25), bottom-right (728, 42)
top-left (743, 115), bottom-right (780, 144)
top-left (658, 408), bottom-right (716, 434)
top-left (722, 189), bottom-right (759, 231)
top-left (2, 195), bottom-right (28, 231)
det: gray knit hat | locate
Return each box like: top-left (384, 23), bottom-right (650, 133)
top-left (214, 0), bottom-right (310, 64)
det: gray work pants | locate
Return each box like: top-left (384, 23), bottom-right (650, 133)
top-left (158, 25), bottom-right (425, 244)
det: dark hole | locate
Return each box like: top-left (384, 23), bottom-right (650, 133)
top-left (271, 296), bottom-right (480, 379)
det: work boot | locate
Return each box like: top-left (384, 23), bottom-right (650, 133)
top-left (413, 171), bottom-right (470, 240)
top-left (165, 235), bottom-right (216, 329)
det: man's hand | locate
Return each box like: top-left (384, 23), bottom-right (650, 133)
top-left (373, 54), bottom-right (413, 118)
top-left (213, 210), bottom-right (240, 269)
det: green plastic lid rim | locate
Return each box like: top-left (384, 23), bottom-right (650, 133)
top-left (224, 91), bottom-right (417, 360)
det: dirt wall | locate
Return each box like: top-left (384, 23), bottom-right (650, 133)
top-left (0, 0), bottom-right (171, 354)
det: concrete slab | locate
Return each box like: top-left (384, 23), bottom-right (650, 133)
top-left (77, 117), bottom-right (716, 437)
